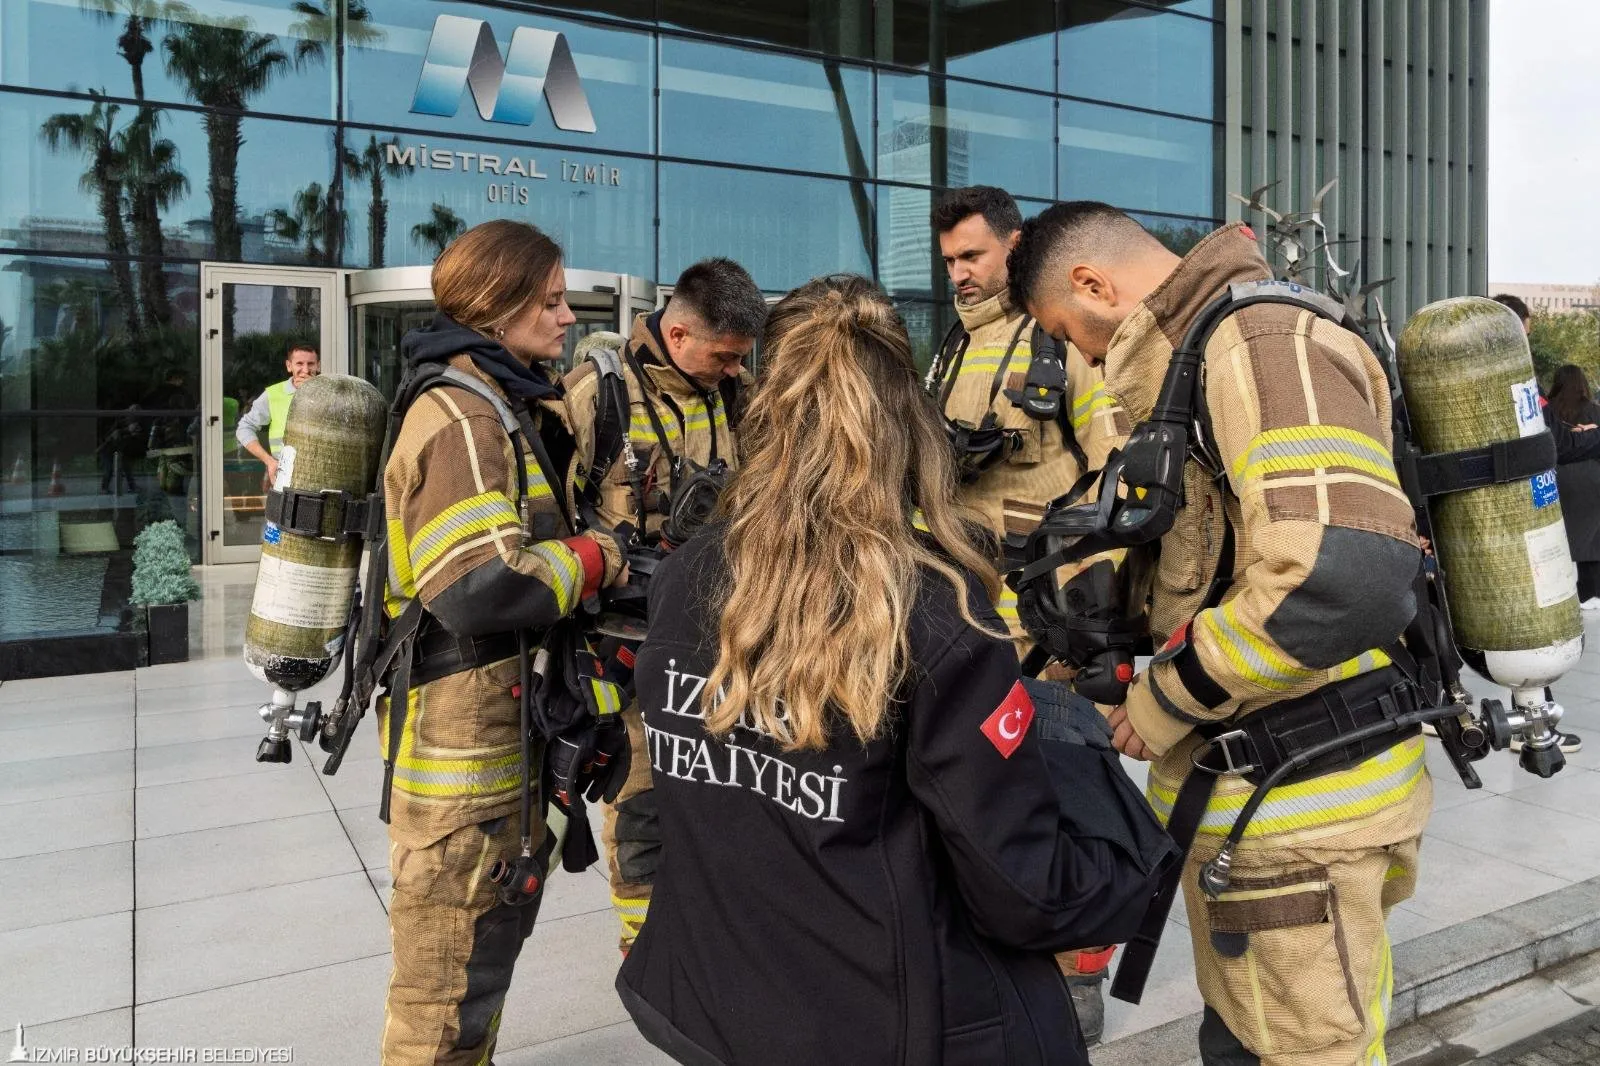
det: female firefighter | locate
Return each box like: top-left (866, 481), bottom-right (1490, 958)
top-left (379, 220), bottom-right (626, 1065)
top-left (616, 275), bottom-right (1169, 1066)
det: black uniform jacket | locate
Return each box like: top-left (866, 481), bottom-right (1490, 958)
top-left (616, 527), bottom-right (1158, 1066)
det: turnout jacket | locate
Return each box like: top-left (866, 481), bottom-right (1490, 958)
top-left (617, 528), bottom-right (1156, 1066)
top-left (564, 311), bottom-right (742, 541)
top-left (379, 351), bottom-right (620, 850)
top-left (936, 291), bottom-right (1124, 641)
top-left (1107, 223), bottom-right (1432, 856)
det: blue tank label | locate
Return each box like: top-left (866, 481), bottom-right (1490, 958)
top-left (263, 522), bottom-right (282, 545)
top-left (1532, 470), bottom-right (1559, 509)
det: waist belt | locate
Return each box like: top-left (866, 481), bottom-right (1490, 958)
top-left (409, 624), bottom-right (522, 689)
top-left (1111, 659), bottom-right (1426, 1005)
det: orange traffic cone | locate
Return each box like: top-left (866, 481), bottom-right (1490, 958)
top-left (46, 461), bottom-right (66, 497)
top-left (6, 456), bottom-right (24, 485)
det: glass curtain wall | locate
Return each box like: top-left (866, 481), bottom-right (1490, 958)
top-left (0, 0), bottom-right (1221, 658)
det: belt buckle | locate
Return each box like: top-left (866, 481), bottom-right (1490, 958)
top-left (1195, 728), bottom-right (1256, 776)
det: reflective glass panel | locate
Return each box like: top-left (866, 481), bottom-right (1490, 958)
top-left (658, 164), bottom-right (872, 294)
top-left (660, 38), bottom-right (872, 179)
top-left (891, 297), bottom-right (953, 376)
top-left (1131, 212), bottom-right (1218, 255)
top-left (2, 92), bottom-right (335, 266)
top-left (0, 252), bottom-right (202, 644)
top-left (0, 0), bottom-right (335, 120)
top-left (877, 75), bottom-right (1055, 200)
top-left (346, 0), bottom-right (653, 157)
top-left (659, 0), bottom-right (873, 60)
top-left (1059, 101), bottom-right (1216, 218)
top-left (341, 127), bottom-right (654, 278)
top-left (885, 1), bottom-right (1055, 92)
top-left (1061, 2), bottom-right (1216, 119)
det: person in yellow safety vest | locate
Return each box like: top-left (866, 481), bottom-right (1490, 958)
top-left (563, 258), bottom-right (768, 956)
top-left (1010, 202), bottom-right (1429, 1066)
top-left (929, 185), bottom-right (1127, 1044)
top-left (237, 344), bottom-right (320, 486)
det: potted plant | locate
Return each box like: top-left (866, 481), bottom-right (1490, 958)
top-left (131, 520), bottom-right (200, 665)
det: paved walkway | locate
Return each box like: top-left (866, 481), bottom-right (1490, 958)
top-left (4, 567), bottom-right (1600, 1064)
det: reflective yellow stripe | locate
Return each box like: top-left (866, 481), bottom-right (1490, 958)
top-left (910, 509), bottom-right (930, 534)
top-left (613, 893), bottom-right (649, 940)
top-left (1147, 737), bottom-right (1427, 838)
top-left (409, 492), bottom-right (520, 574)
top-left (1334, 648), bottom-right (1394, 680)
top-left (529, 540), bottom-right (582, 614)
top-left (1073, 382), bottom-right (1114, 431)
top-left (391, 751), bottom-right (523, 798)
top-left (1233, 425), bottom-right (1401, 487)
top-left (996, 585), bottom-right (1020, 625)
top-left (519, 458), bottom-right (554, 499)
top-left (387, 516), bottom-right (417, 600)
top-left (1365, 933), bottom-right (1393, 1064)
top-left (1201, 599), bottom-right (1321, 692)
top-left (266, 380), bottom-right (293, 455)
top-left (590, 678), bottom-right (624, 717)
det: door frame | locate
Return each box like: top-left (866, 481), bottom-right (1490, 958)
top-left (199, 263), bottom-right (344, 565)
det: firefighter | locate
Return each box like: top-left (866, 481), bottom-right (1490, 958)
top-left (562, 257), bottom-right (769, 953)
top-left (379, 220), bottom-right (626, 1066)
top-left (929, 185), bottom-right (1125, 1038)
top-left (1010, 202), bottom-right (1430, 1066)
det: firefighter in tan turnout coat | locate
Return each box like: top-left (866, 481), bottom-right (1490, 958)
top-left (929, 186), bottom-right (1126, 1041)
top-left (378, 222), bottom-right (624, 1066)
top-left (1012, 203), bottom-right (1430, 1066)
top-left (563, 258), bottom-right (768, 955)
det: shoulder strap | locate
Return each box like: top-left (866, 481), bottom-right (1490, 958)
top-left (1014, 324), bottom-right (1089, 470)
top-left (583, 342), bottom-right (633, 491)
top-left (623, 345), bottom-right (681, 472)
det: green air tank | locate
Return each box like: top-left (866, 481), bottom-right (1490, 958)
top-left (1396, 296), bottom-right (1583, 688)
top-left (244, 375), bottom-right (387, 692)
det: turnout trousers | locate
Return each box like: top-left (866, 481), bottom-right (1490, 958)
top-left (383, 813), bottom-right (545, 1065)
top-left (601, 705), bottom-right (657, 951)
top-left (1184, 837), bottom-right (1422, 1066)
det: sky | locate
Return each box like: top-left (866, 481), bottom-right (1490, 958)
top-left (1489, 0), bottom-right (1600, 285)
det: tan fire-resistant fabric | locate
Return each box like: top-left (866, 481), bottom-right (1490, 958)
top-left (936, 291), bottom-right (1125, 645)
top-left (379, 354), bottom-right (617, 852)
top-left (565, 316), bottom-right (744, 948)
top-left (1182, 837), bottom-right (1420, 1065)
top-left (383, 815), bottom-right (544, 1065)
top-left (563, 313), bottom-right (741, 541)
top-left (1102, 223), bottom-right (1429, 850)
top-left (599, 706), bottom-right (655, 949)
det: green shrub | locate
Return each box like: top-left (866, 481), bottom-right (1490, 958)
top-left (131, 520), bottom-right (199, 606)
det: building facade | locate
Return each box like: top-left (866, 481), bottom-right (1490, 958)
top-left (1489, 282), bottom-right (1600, 315)
top-left (0, 0), bottom-right (1486, 675)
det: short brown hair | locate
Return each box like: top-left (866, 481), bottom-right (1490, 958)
top-left (431, 220), bottom-right (563, 337)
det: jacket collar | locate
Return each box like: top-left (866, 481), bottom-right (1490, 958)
top-left (954, 289), bottom-right (1017, 333)
top-left (1102, 222), bottom-right (1272, 422)
top-left (629, 311), bottom-right (715, 402)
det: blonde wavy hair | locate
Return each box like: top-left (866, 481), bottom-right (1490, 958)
top-left (705, 275), bottom-right (1005, 752)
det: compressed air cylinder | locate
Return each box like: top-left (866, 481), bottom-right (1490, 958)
top-left (1397, 296), bottom-right (1583, 688)
top-left (244, 376), bottom-right (387, 691)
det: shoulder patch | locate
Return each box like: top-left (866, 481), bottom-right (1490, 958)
top-left (980, 680), bottom-right (1035, 759)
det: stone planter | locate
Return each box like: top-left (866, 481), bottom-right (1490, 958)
top-left (147, 602), bottom-right (190, 666)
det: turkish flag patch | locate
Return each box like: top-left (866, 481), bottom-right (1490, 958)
top-left (980, 681), bottom-right (1036, 759)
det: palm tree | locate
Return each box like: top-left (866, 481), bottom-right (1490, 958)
top-left (118, 108), bottom-right (188, 330)
top-left (343, 134), bottom-right (409, 267)
top-left (269, 181), bottom-right (336, 264)
top-left (40, 94), bottom-right (140, 335)
top-left (80, 0), bottom-right (194, 102)
top-left (289, 2), bottom-right (383, 263)
top-left (162, 16), bottom-right (289, 262)
top-left (287, 0), bottom-right (381, 69)
top-left (411, 203), bottom-right (465, 259)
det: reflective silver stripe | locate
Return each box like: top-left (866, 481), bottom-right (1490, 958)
top-left (407, 495), bottom-right (519, 573)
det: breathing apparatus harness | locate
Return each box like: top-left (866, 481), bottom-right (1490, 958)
top-left (576, 335), bottom-right (735, 639)
top-left (926, 315), bottom-right (1088, 485)
top-left (1002, 279), bottom-right (1561, 1003)
top-left (291, 362), bottom-right (630, 905)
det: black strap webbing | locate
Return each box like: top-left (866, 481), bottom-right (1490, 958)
top-left (1110, 761), bottom-right (1217, 1003)
top-left (264, 486), bottom-right (372, 541)
top-left (1397, 432), bottom-right (1557, 500)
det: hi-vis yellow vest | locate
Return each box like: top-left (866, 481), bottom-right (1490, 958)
top-left (265, 380), bottom-right (294, 456)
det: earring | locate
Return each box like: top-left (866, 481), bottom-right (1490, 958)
top-left (495, 327), bottom-right (505, 339)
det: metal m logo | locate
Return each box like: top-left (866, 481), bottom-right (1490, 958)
top-left (411, 14), bottom-right (596, 133)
